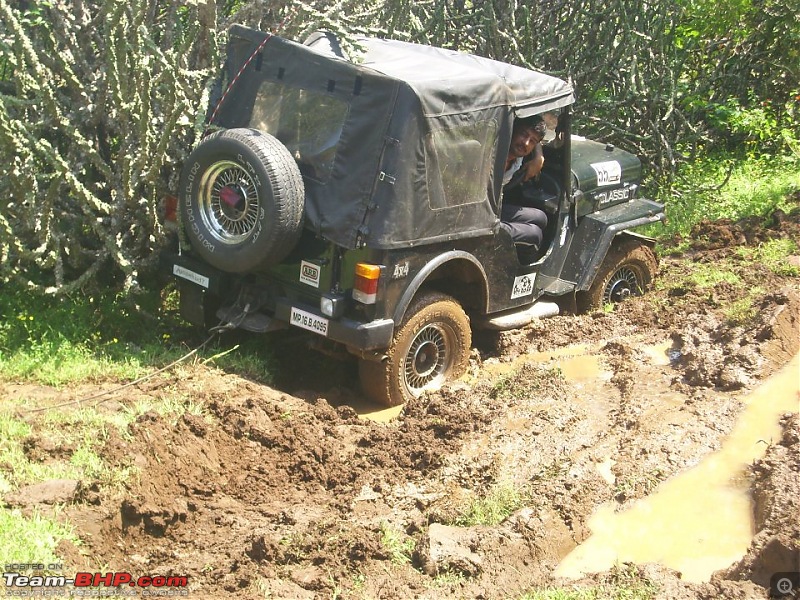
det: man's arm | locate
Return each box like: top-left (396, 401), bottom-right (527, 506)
top-left (521, 142), bottom-right (544, 182)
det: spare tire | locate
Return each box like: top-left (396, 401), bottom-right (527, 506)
top-left (179, 128), bottom-right (304, 273)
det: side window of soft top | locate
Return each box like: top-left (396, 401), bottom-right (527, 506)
top-left (424, 120), bottom-right (498, 210)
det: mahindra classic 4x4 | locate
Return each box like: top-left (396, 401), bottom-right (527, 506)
top-left (167, 25), bottom-right (665, 406)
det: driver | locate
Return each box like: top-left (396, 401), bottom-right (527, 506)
top-left (499, 115), bottom-right (548, 255)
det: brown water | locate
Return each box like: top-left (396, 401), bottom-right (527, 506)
top-left (555, 352), bottom-right (800, 583)
top-left (352, 398), bottom-right (404, 423)
top-left (357, 342), bottom-right (611, 423)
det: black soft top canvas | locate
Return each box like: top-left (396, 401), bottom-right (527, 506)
top-left (211, 25), bottom-right (575, 249)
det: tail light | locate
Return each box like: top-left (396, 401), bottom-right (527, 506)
top-left (352, 263), bottom-right (381, 304)
top-left (163, 195), bottom-right (178, 223)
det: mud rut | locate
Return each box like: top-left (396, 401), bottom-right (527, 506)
top-left (7, 216), bottom-right (800, 599)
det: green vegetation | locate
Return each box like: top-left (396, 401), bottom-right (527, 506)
top-left (656, 154), bottom-right (800, 240)
top-left (431, 569), bottom-right (466, 587)
top-left (0, 507), bottom-right (77, 566)
top-left (451, 484), bottom-right (530, 527)
top-left (684, 263), bottom-right (741, 289)
top-left (519, 584), bottom-right (653, 600)
top-left (379, 522), bottom-right (415, 565)
top-left (0, 287), bottom-right (173, 385)
top-left (742, 239), bottom-right (800, 277)
top-left (724, 297), bottom-right (759, 326)
top-left (0, 283), bottom-right (284, 387)
top-left (614, 470), bottom-right (665, 501)
top-left (491, 363), bottom-right (565, 402)
top-left (2, 0), bottom-right (798, 294)
top-left (0, 404), bottom-right (138, 494)
top-left (519, 565), bottom-right (658, 600)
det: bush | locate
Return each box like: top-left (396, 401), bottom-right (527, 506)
top-left (0, 0), bottom-right (218, 293)
top-left (1, 0), bottom-right (797, 294)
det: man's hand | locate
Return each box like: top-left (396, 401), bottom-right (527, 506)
top-left (521, 143), bottom-right (544, 181)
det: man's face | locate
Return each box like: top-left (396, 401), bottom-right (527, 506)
top-left (509, 126), bottom-right (543, 160)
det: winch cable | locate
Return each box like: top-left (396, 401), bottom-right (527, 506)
top-left (23, 291), bottom-right (256, 414)
top-left (22, 329), bottom-right (224, 414)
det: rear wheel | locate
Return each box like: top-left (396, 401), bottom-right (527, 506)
top-left (580, 240), bottom-right (658, 311)
top-left (359, 292), bottom-right (471, 407)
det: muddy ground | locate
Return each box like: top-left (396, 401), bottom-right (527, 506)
top-left (3, 210), bottom-right (800, 599)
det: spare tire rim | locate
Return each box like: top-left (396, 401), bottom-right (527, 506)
top-left (403, 323), bottom-right (455, 396)
top-left (199, 161), bottom-right (260, 245)
top-left (603, 266), bottom-right (641, 304)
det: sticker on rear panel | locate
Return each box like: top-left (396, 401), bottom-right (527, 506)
top-left (290, 307), bottom-right (329, 336)
top-left (590, 160), bottom-right (622, 187)
top-left (300, 260), bottom-right (321, 288)
top-left (511, 273), bottom-right (535, 299)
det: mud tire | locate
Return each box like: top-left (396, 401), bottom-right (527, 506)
top-left (359, 292), bottom-right (471, 407)
top-left (179, 128), bottom-right (304, 273)
top-left (580, 239), bottom-right (658, 312)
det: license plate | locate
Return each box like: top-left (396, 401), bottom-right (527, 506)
top-left (173, 264), bottom-right (210, 289)
top-left (289, 307), bottom-right (329, 336)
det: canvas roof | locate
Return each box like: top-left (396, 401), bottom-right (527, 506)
top-left (212, 27), bottom-right (575, 249)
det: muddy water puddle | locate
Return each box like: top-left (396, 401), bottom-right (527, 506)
top-left (353, 338), bottom-right (673, 422)
top-left (641, 339), bottom-right (681, 366)
top-left (354, 343), bottom-right (615, 422)
top-left (349, 398), bottom-right (404, 423)
top-left (479, 343), bottom-right (613, 383)
top-left (556, 352), bottom-right (800, 583)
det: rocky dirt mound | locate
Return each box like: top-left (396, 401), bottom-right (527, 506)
top-left (47, 379), bottom-right (524, 597)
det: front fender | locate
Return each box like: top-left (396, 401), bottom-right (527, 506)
top-left (560, 198), bottom-right (664, 291)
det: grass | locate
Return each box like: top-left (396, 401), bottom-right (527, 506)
top-left (613, 469), bottom-right (665, 500)
top-left (724, 296), bottom-right (758, 326)
top-left (0, 405), bottom-right (138, 494)
top-left (490, 363), bottom-right (565, 402)
top-left (739, 238), bottom-right (800, 277)
top-left (452, 484), bottom-right (530, 527)
top-left (0, 286), bottom-right (176, 386)
top-left (120, 390), bottom-right (208, 427)
top-left (0, 506), bottom-right (77, 566)
top-left (519, 564), bottom-right (658, 600)
top-left (0, 283), bottom-right (284, 388)
top-left (652, 152), bottom-right (800, 240)
top-left (431, 569), bottom-right (466, 587)
top-left (684, 263), bottom-right (741, 289)
top-left (379, 522), bottom-right (415, 565)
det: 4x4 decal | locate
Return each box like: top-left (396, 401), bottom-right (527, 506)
top-left (392, 262), bottom-right (409, 279)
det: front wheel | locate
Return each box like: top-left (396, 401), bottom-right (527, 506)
top-left (359, 292), bottom-right (471, 407)
top-left (580, 239), bottom-right (658, 312)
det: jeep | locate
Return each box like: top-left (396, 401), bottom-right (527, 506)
top-left (167, 25), bottom-right (665, 406)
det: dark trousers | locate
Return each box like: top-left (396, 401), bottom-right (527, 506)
top-left (499, 204), bottom-right (547, 249)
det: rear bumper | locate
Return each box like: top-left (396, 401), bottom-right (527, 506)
top-left (274, 299), bottom-right (395, 351)
top-left (165, 252), bottom-right (395, 351)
